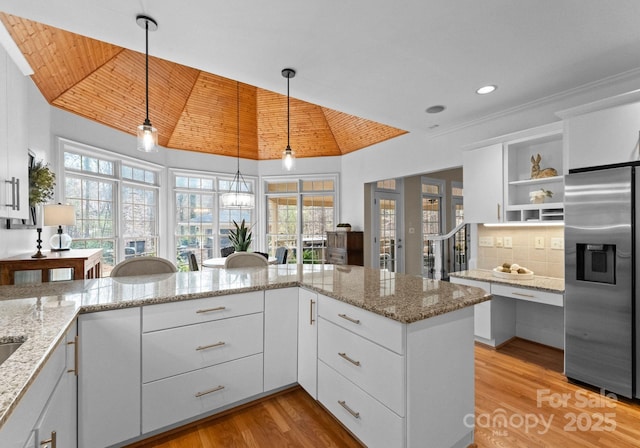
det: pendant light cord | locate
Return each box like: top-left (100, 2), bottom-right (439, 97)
top-left (286, 75), bottom-right (290, 149)
top-left (236, 82), bottom-right (241, 194)
top-left (145, 21), bottom-right (150, 124)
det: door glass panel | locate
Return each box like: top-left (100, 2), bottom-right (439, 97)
top-left (301, 195), bottom-right (334, 264)
top-left (267, 195), bottom-right (299, 263)
top-left (379, 198), bottom-right (397, 272)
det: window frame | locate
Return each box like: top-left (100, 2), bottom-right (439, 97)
top-left (263, 173), bottom-right (339, 265)
top-left (57, 137), bottom-right (165, 271)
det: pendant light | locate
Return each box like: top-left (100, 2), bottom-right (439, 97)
top-left (136, 15), bottom-right (158, 152)
top-left (220, 82), bottom-right (255, 209)
top-left (281, 68), bottom-right (296, 171)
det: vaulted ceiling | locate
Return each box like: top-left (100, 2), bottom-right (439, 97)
top-left (0, 13), bottom-right (407, 160)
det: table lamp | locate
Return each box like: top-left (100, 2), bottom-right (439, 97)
top-left (43, 203), bottom-right (76, 251)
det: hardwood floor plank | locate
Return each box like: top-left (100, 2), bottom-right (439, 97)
top-left (127, 338), bottom-right (640, 447)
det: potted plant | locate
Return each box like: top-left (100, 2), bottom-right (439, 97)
top-left (228, 219), bottom-right (253, 252)
top-left (29, 159), bottom-right (56, 224)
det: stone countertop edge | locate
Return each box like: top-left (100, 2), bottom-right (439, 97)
top-left (449, 269), bottom-right (565, 294)
top-left (0, 267), bottom-right (490, 432)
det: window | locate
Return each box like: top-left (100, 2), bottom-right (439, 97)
top-left (61, 138), bottom-right (161, 276)
top-left (172, 171), bottom-right (255, 270)
top-left (421, 177), bottom-right (445, 277)
top-left (265, 176), bottom-right (337, 264)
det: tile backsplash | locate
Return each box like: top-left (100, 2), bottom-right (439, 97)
top-left (476, 226), bottom-right (564, 279)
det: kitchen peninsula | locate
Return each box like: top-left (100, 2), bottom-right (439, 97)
top-left (0, 265), bottom-right (489, 448)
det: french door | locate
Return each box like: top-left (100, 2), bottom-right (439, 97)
top-left (373, 191), bottom-right (403, 273)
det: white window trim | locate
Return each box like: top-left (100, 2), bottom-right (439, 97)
top-left (262, 173), bottom-right (340, 263)
top-left (57, 136), bottom-right (166, 260)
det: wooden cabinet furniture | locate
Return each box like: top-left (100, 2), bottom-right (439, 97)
top-left (297, 288), bottom-right (318, 399)
top-left (325, 231), bottom-right (363, 266)
top-left (0, 248), bottom-right (102, 285)
top-left (0, 45), bottom-right (29, 221)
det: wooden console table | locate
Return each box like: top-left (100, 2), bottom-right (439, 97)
top-left (0, 248), bottom-right (103, 285)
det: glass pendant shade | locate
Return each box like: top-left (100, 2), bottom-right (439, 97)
top-left (137, 120), bottom-right (158, 152)
top-left (282, 146), bottom-right (296, 171)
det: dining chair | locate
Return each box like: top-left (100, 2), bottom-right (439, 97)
top-left (275, 247), bottom-right (288, 264)
top-left (188, 253), bottom-right (199, 271)
top-left (220, 246), bottom-right (235, 257)
top-left (111, 256), bottom-right (177, 277)
top-left (224, 252), bottom-right (268, 268)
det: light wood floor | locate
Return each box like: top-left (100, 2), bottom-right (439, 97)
top-left (127, 339), bottom-right (640, 448)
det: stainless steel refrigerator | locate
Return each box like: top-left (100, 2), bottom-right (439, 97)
top-left (565, 163), bottom-right (640, 399)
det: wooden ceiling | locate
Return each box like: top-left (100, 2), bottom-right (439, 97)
top-left (0, 13), bottom-right (407, 160)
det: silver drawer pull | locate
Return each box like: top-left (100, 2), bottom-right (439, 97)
top-left (338, 352), bottom-right (361, 366)
top-left (338, 313), bottom-right (360, 324)
top-left (338, 400), bottom-right (360, 419)
top-left (195, 385), bottom-right (225, 397)
top-left (196, 306), bottom-right (226, 314)
top-left (196, 341), bottom-right (225, 351)
top-left (512, 292), bottom-right (535, 298)
top-left (40, 431), bottom-right (56, 448)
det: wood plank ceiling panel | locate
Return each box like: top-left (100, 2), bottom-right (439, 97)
top-left (257, 90), bottom-right (341, 160)
top-left (1, 13), bottom-right (408, 160)
top-left (53, 50), bottom-right (199, 147)
top-left (168, 74), bottom-right (258, 159)
top-left (322, 108), bottom-right (408, 154)
top-left (0, 13), bottom-right (123, 103)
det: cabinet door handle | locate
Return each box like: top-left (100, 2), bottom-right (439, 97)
top-left (5, 177), bottom-right (19, 210)
top-left (196, 306), bottom-right (226, 314)
top-left (196, 341), bottom-right (225, 351)
top-left (512, 292), bottom-right (535, 298)
top-left (310, 299), bottom-right (316, 325)
top-left (67, 335), bottom-right (78, 376)
top-left (338, 352), bottom-right (361, 366)
top-left (497, 203), bottom-right (501, 221)
top-left (338, 400), bottom-right (360, 419)
top-left (40, 431), bottom-right (56, 448)
top-left (195, 385), bottom-right (225, 398)
top-left (338, 313), bottom-right (360, 324)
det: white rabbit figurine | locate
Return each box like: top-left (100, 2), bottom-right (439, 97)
top-left (530, 153), bottom-right (558, 179)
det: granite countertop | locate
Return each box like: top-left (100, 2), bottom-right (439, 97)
top-left (449, 269), bottom-right (565, 293)
top-left (0, 264), bottom-right (490, 431)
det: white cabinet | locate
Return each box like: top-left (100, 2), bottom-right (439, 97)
top-left (264, 287), bottom-right (298, 391)
top-left (503, 123), bottom-right (564, 223)
top-left (0, 45), bottom-right (29, 220)
top-left (140, 291), bottom-right (265, 435)
top-left (560, 95), bottom-right (640, 170)
top-left (0, 325), bottom-right (74, 448)
top-left (449, 277), bottom-right (515, 347)
top-left (316, 294), bottom-right (474, 448)
top-left (463, 143), bottom-right (503, 223)
top-left (298, 288), bottom-right (318, 399)
top-left (78, 307), bottom-right (141, 448)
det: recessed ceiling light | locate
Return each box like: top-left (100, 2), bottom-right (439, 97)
top-left (476, 85), bottom-right (497, 95)
top-left (426, 105), bottom-right (446, 114)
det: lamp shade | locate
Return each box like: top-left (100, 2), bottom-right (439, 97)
top-left (43, 204), bottom-right (76, 251)
top-left (43, 204), bottom-right (76, 226)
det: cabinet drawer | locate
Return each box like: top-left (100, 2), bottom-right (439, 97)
top-left (318, 318), bottom-right (405, 416)
top-left (142, 354), bottom-right (263, 433)
top-left (142, 291), bottom-right (263, 332)
top-left (491, 284), bottom-right (563, 307)
top-left (319, 294), bottom-right (404, 354)
top-left (326, 249), bottom-right (346, 265)
top-left (142, 313), bottom-right (263, 383)
top-left (318, 361), bottom-right (404, 448)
